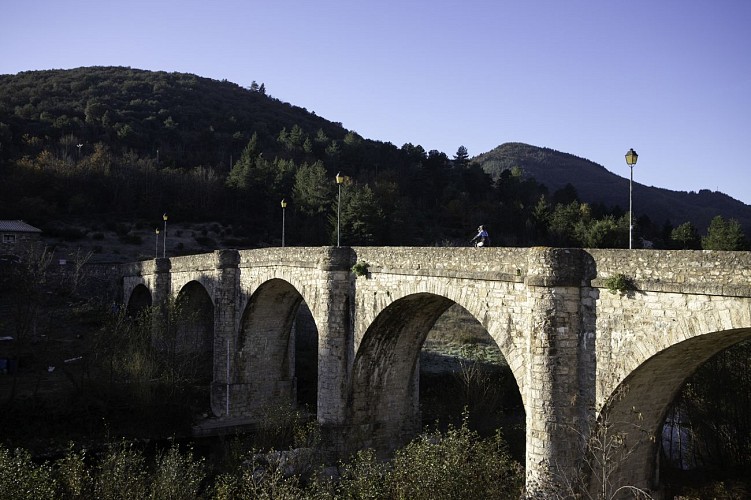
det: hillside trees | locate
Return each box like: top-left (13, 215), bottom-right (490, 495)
top-left (292, 161), bottom-right (334, 245)
top-left (3, 67), bottom-right (749, 249)
top-left (331, 183), bottom-right (385, 246)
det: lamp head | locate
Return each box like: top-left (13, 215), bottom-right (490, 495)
top-left (163, 213), bottom-right (168, 221)
top-left (335, 172), bottom-right (344, 184)
top-left (625, 148), bottom-right (638, 166)
top-left (281, 199), bottom-right (287, 208)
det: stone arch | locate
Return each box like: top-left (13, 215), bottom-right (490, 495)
top-left (349, 292), bottom-right (452, 451)
top-left (126, 283), bottom-right (152, 317)
top-left (169, 280), bottom-right (214, 414)
top-left (348, 291), bottom-right (523, 453)
top-left (237, 278), bottom-right (317, 416)
top-left (595, 327), bottom-right (751, 493)
top-left (173, 281), bottom-right (214, 358)
top-left (353, 277), bottom-right (529, 406)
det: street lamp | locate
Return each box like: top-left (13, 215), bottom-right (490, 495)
top-left (281, 199), bottom-right (287, 247)
top-left (336, 172), bottom-right (344, 247)
top-left (155, 228), bottom-right (160, 259)
top-left (162, 213), bottom-right (168, 258)
top-left (625, 148), bottom-right (638, 249)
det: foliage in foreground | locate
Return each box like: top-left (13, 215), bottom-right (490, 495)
top-left (0, 418), bottom-right (523, 500)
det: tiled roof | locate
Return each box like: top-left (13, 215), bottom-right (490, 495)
top-left (0, 220), bottom-right (42, 233)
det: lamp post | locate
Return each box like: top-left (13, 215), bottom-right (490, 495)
top-left (281, 199), bottom-right (287, 247)
top-left (162, 213), bottom-right (168, 258)
top-left (336, 172), bottom-right (344, 247)
top-left (625, 148), bottom-right (638, 249)
top-left (155, 228), bottom-right (160, 259)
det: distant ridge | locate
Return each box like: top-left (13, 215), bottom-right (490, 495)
top-left (471, 142), bottom-right (751, 233)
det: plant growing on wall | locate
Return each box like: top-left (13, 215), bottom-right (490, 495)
top-left (603, 273), bottom-right (636, 295)
top-left (352, 261), bottom-right (369, 277)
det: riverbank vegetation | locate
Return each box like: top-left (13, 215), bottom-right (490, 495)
top-left (0, 417), bottom-right (524, 500)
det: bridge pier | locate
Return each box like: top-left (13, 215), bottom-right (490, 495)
top-left (211, 249), bottom-right (241, 417)
top-left (523, 249), bottom-right (594, 493)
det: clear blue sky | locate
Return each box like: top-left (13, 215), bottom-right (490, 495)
top-left (2, 1), bottom-right (750, 204)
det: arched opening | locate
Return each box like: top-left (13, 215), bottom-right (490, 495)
top-left (171, 281), bottom-right (214, 413)
top-left (349, 293), bottom-right (524, 456)
top-left (421, 302), bottom-right (525, 460)
top-left (661, 334), bottom-right (751, 497)
top-left (593, 328), bottom-right (751, 497)
top-left (293, 302), bottom-right (318, 409)
top-left (237, 279), bottom-right (318, 417)
top-left (126, 283), bottom-right (152, 317)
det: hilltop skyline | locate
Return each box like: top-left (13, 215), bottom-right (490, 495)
top-left (2, 1), bottom-right (749, 204)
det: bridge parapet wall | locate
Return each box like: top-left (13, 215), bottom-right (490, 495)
top-left (588, 249), bottom-right (751, 297)
top-left (238, 247), bottom-right (351, 270)
top-left (169, 253), bottom-right (220, 273)
top-left (351, 246), bottom-right (527, 281)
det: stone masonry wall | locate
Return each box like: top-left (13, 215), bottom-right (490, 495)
top-left (118, 247), bottom-right (751, 495)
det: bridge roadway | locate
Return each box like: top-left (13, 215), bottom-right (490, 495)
top-left (121, 246), bottom-right (751, 495)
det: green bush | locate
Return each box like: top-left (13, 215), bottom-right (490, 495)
top-left (603, 273), bottom-right (636, 294)
top-left (0, 446), bottom-right (57, 499)
top-left (334, 448), bottom-right (390, 499)
top-left (389, 420), bottom-right (523, 500)
top-left (149, 445), bottom-right (206, 500)
top-left (55, 444), bottom-right (93, 499)
top-left (94, 441), bottom-right (149, 500)
top-left (351, 261), bottom-right (369, 276)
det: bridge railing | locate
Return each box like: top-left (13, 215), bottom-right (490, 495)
top-left (588, 249), bottom-right (751, 297)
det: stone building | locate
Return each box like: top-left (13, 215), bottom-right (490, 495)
top-left (0, 220), bottom-right (42, 257)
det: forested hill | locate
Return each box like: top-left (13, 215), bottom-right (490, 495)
top-left (0, 66), bottom-right (349, 167)
top-left (472, 143), bottom-right (751, 234)
top-left (0, 66), bottom-right (748, 251)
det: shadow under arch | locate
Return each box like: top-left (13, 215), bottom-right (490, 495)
top-left (171, 280), bottom-right (214, 413)
top-left (126, 283), bottom-right (152, 317)
top-left (348, 291), bottom-right (523, 454)
top-left (237, 278), bottom-right (317, 415)
top-left (593, 327), bottom-right (751, 495)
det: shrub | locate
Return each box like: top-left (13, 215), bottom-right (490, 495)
top-left (94, 441), bottom-right (149, 500)
top-left (389, 418), bottom-right (523, 499)
top-left (55, 444), bottom-right (93, 499)
top-left (0, 446), bottom-right (57, 499)
top-left (603, 273), bottom-right (636, 294)
top-left (334, 448), bottom-right (390, 499)
top-left (149, 445), bottom-right (206, 500)
top-left (351, 261), bottom-right (369, 277)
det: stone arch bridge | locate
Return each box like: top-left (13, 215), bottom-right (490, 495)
top-left (120, 247), bottom-right (751, 494)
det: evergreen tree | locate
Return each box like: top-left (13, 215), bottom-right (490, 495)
top-left (292, 161), bottom-right (331, 216)
top-left (453, 145), bottom-right (469, 168)
top-left (330, 183), bottom-right (384, 245)
top-left (226, 133), bottom-right (259, 190)
top-left (671, 221), bottom-right (700, 249)
top-left (702, 216), bottom-right (747, 250)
